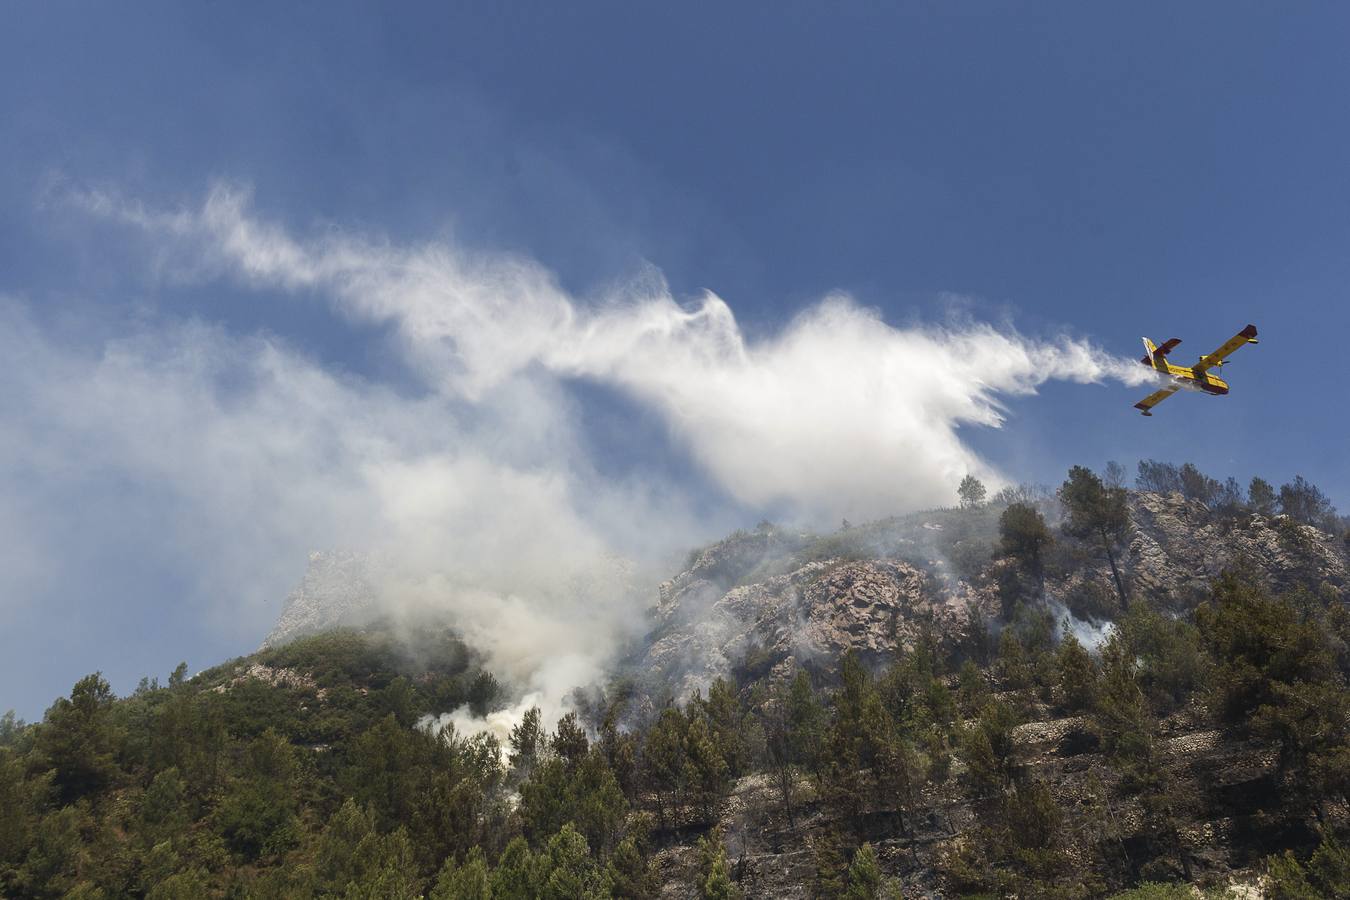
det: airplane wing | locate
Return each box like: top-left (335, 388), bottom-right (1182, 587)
top-left (1192, 324), bottom-right (1259, 374)
top-left (1134, 384), bottom-right (1181, 416)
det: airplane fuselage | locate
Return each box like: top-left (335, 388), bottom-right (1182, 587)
top-left (1140, 357), bottom-right (1229, 394)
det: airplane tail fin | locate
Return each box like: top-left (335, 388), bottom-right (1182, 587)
top-left (1141, 337), bottom-right (1157, 364)
top-left (1141, 337), bottom-right (1181, 365)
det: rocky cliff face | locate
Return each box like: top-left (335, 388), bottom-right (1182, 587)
top-left (634, 492), bottom-right (1348, 700)
top-left (642, 547), bottom-right (994, 701)
top-left (1124, 492), bottom-right (1346, 604)
top-left (259, 550), bottom-right (378, 650)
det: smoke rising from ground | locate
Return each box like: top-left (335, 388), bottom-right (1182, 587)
top-left (6, 183), bottom-right (1155, 731)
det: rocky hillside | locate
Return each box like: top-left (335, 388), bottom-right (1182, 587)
top-left (635, 490), bottom-right (1348, 701)
top-left (8, 474), bottom-right (1344, 899)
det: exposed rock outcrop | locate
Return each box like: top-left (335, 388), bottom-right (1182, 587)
top-left (259, 550), bottom-right (378, 650)
top-left (1124, 492), bottom-right (1346, 605)
top-left (642, 548), bottom-right (996, 699)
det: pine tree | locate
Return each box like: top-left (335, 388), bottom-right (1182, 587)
top-left (508, 706), bottom-right (545, 779)
top-left (698, 834), bottom-right (742, 900)
top-left (996, 629), bottom-right (1033, 692)
top-left (843, 843), bottom-right (883, 900)
top-left (998, 502), bottom-right (1052, 585)
top-left (683, 715), bottom-right (729, 824)
top-left (537, 824), bottom-right (600, 900)
top-left (704, 678), bottom-right (748, 777)
top-left (489, 837), bottom-right (538, 900)
top-left (430, 847), bottom-right (491, 900)
top-left (643, 708), bottom-right (687, 831)
top-left (1055, 634), bottom-right (1098, 714)
top-left (602, 835), bottom-right (657, 899)
top-left (553, 712), bottom-right (590, 769)
top-left (1278, 475), bottom-right (1336, 528)
top-left (37, 673), bottom-right (120, 803)
top-left (787, 671), bottom-right (827, 784)
top-left (1249, 476), bottom-right (1277, 515)
top-left (1059, 466), bottom-right (1131, 608)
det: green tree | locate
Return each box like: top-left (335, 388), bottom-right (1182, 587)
top-left (536, 824), bottom-right (600, 900)
top-left (1265, 833), bottom-right (1350, 900)
top-left (961, 699), bottom-right (1018, 794)
top-left (1197, 572), bottom-right (1347, 814)
top-left (572, 752), bottom-right (628, 855)
top-left (956, 659), bottom-right (991, 717)
top-left (36, 673), bottom-right (120, 803)
top-left (489, 837), bottom-right (538, 900)
top-left (1278, 475), bottom-right (1336, 528)
top-left (1117, 600), bottom-right (1207, 712)
top-left (812, 830), bottom-right (850, 899)
top-left (430, 847), bottom-right (491, 900)
top-left (509, 706), bottom-right (545, 779)
top-left (1135, 460), bottom-right (1182, 495)
top-left (552, 713), bottom-right (589, 769)
top-left (0, 711), bottom-right (25, 748)
top-left (996, 629), bottom-right (1033, 692)
top-left (683, 715), bottom-right (730, 824)
top-left (787, 671), bottom-right (827, 783)
top-left (643, 708), bottom-right (687, 831)
top-left (1178, 462), bottom-right (1220, 506)
top-left (1059, 466), bottom-right (1132, 608)
top-left (698, 832), bottom-right (742, 900)
top-left (342, 715), bottom-right (421, 829)
top-left (466, 671), bottom-right (501, 717)
top-left (1093, 636), bottom-right (1153, 772)
top-left (703, 678), bottom-right (750, 777)
top-left (315, 798), bottom-right (377, 894)
top-left (999, 502), bottom-right (1053, 585)
top-left (138, 767), bottom-right (191, 847)
top-left (843, 844), bottom-right (883, 900)
top-left (602, 834), bottom-right (657, 899)
top-left (1055, 634), bottom-right (1098, 714)
top-left (214, 728), bottom-right (300, 861)
top-left (958, 474), bottom-right (988, 509)
top-left (15, 804), bottom-right (91, 897)
top-left (1003, 779), bottom-right (1062, 850)
top-left (342, 826), bottom-right (419, 900)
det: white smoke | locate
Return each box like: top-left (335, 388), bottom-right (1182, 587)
top-left (5, 182), bottom-right (1156, 735)
top-left (1048, 598), bottom-right (1116, 653)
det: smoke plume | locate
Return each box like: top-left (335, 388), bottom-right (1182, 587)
top-left (4, 183), bottom-right (1155, 732)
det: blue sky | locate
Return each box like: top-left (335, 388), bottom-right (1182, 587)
top-left (3, 3), bottom-right (1348, 718)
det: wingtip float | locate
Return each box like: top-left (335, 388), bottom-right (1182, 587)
top-left (1133, 324), bottom-right (1259, 417)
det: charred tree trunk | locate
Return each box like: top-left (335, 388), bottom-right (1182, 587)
top-left (1100, 528), bottom-right (1129, 609)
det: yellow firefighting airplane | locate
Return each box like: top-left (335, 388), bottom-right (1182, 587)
top-left (1133, 323), bottom-right (1259, 416)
